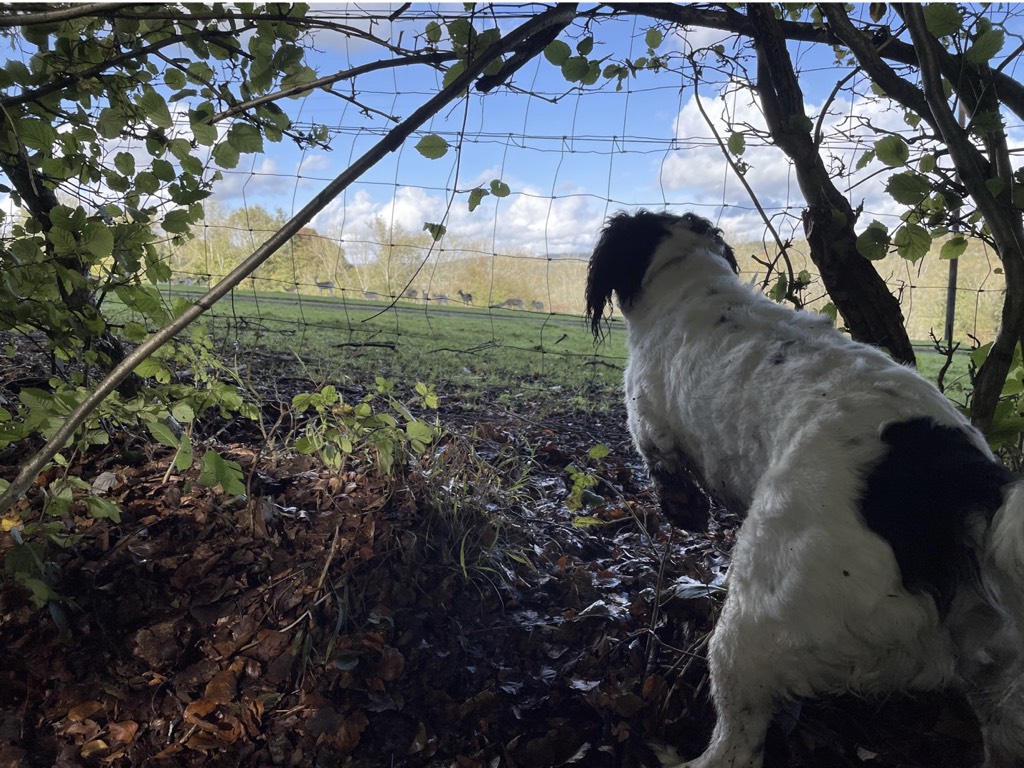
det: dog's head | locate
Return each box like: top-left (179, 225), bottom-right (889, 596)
top-left (585, 209), bottom-right (739, 337)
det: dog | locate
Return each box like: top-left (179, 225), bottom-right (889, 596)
top-left (585, 210), bottom-right (1024, 768)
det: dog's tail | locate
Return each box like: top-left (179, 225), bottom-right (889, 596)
top-left (987, 480), bottom-right (1024, 599)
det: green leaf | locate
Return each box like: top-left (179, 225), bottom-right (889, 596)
top-left (544, 40), bottom-right (572, 66)
top-left (174, 432), bottom-right (194, 472)
top-left (489, 178), bottom-right (510, 197)
top-left (84, 496), bottom-right (122, 523)
top-left (893, 222), bottom-right (931, 262)
top-left (227, 122), bottom-right (263, 154)
top-left (769, 273), bottom-right (788, 302)
top-left (966, 28), bottom-right (1004, 64)
top-left (572, 516), bottom-right (606, 528)
top-left (151, 158), bottom-right (175, 182)
top-left (727, 131), bottom-right (745, 156)
top-left (856, 221), bottom-right (890, 260)
top-left (139, 89), bottom-right (173, 130)
top-left (885, 171), bottom-right (932, 204)
top-left (423, 222), bottom-right (446, 241)
top-left (587, 443), bottom-right (610, 460)
top-left (561, 56), bottom-right (591, 82)
top-left (96, 107), bottom-right (123, 140)
top-left (442, 60), bottom-right (466, 89)
top-left (113, 151), bottom-right (135, 176)
top-left (414, 134), bottom-right (449, 159)
top-left (923, 4), bottom-right (962, 37)
top-left (425, 21), bottom-right (442, 43)
top-left (19, 118), bottom-right (57, 151)
top-left (146, 419), bottom-right (180, 448)
top-left (164, 68), bottom-right (187, 90)
top-left (576, 36), bottom-right (594, 56)
top-left (162, 209), bottom-right (192, 234)
top-left (199, 450), bottom-right (246, 496)
top-left (940, 234), bottom-right (968, 260)
top-left (874, 135), bottom-right (909, 167)
top-left (134, 357), bottom-right (173, 384)
top-left (212, 141), bottom-right (240, 169)
top-left (645, 27), bottom-right (664, 50)
top-left (467, 187), bottom-right (489, 212)
top-left (81, 221), bottom-right (113, 258)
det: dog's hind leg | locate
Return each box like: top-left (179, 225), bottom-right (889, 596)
top-left (674, 595), bottom-right (776, 768)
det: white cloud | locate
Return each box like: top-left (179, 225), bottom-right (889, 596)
top-left (660, 86), bottom-right (936, 239)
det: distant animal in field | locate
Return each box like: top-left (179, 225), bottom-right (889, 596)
top-left (403, 288), bottom-right (419, 300)
top-left (458, 289), bottom-right (473, 305)
top-left (314, 278), bottom-right (335, 296)
top-left (363, 290), bottom-right (381, 300)
top-left (530, 300), bottom-right (544, 311)
top-left (501, 298), bottom-right (524, 309)
top-left (430, 292), bottom-right (449, 305)
top-left (585, 209), bottom-right (1024, 768)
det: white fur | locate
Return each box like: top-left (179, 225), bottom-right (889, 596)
top-left (594, 215), bottom-right (1024, 768)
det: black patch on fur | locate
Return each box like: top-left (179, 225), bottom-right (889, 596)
top-left (770, 340), bottom-right (796, 366)
top-left (858, 418), bottom-right (1013, 613)
top-left (584, 209), bottom-right (738, 338)
top-left (636, 439), bottom-right (712, 531)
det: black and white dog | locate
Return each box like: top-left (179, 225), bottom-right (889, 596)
top-left (585, 210), bottom-right (1024, 768)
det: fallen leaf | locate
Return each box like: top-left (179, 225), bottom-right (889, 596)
top-left (203, 658), bottom-right (244, 704)
top-left (68, 701), bottom-right (104, 722)
top-left (107, 720), bottom-right (139, 744)
top-left (80, 739), bottom-right (109, 758)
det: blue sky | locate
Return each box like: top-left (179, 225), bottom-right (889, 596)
top-left (212, 2), bottom-right (997, 260)
top-left (207, 4), bottom-right (804, 255)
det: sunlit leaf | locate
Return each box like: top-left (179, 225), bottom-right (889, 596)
top-left (415, 134), bottom-right (449, 159)
top-left (544, 40), bottom-right (571, 66)
top-left (966, 28), bottom-right (1004, 64)
top-left (940, 235), bottom-right (969, 260)
top-left (874, 135), bottom-right (909, 167)
top-left (893, 222), bottom-right (931, 262)
top-left (923, 4), bottom-right (962, 37)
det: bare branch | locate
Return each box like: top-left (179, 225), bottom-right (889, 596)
top-left (0, 3), bottom-right (135, 27)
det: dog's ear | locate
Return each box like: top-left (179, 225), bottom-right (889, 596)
top-left (679, 213), bottom-right (740, 274)
top-left (585, 210), bottom-right (674, 338)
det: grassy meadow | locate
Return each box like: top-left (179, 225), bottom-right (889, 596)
top-left (139, 229), bottom-right (1005, 410)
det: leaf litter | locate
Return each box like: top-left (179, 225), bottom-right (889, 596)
top-left (0, 373), bottom-right (987, 768)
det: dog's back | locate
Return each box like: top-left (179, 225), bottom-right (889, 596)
top-left (585, 210), bottom-right (1024, 768)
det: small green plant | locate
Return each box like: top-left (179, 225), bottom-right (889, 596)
top-left (290, 377), bottom-right (440, 475)
top-left (565, 443), bottom-right (611, 523)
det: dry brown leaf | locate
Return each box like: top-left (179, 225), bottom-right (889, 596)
top-left (203, 658), bottom-right (244, 704)
top-left (107, 720), bottom-right (139, 744)
top-left (80, 739), bottom-right (109, 758)
top-left (67, 700), bottom-right (104, 722)
top-left (377, 646), bottom-right (405, 682)
top-left (183, 698), bottom-right (219, 727)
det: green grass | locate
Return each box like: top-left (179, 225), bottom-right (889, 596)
top-left (119, 287), bottom-right (630, 410)
top-left (107, 285), bottom-right (980, 413)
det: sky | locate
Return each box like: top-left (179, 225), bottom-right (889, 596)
top-left (7, 3), bottom-right (1023, 265)
top-left (204, 3), bottom-right (918, 258)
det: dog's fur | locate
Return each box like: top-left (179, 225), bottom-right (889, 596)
top-left (585, 210), bottom-right (1024, 768)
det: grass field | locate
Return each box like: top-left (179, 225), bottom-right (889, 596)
top-left (129, 287), bottom-right (631, 410)
top-left (111, 284), bottom-right (977, 415)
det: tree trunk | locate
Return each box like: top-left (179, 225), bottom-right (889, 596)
top-left (746, 3), bottom-right (916, 365)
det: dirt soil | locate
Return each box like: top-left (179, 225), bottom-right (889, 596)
top-left (0, 352), bottom-right (987, 768)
